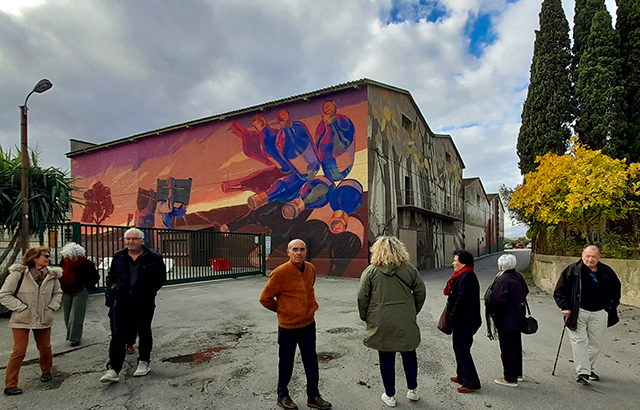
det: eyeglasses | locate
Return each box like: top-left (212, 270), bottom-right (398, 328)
top-left (124, 237), bottom-right (143, 241)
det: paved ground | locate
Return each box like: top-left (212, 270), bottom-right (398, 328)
top-left (1, 250), bottom-right (639, 409)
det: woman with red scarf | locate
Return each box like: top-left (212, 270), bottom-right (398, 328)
top-left (59, 243), bottom-right (99, 347)
top-left (445, 250), bottom-right (481, 393)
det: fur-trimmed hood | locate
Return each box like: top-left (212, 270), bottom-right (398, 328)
top-left (9, 263), bottom-right (63, 279)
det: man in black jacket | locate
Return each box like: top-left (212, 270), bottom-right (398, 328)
top-left (553, 246), bottom-right (621, 385)
top-left (100, 228), bottom-right (166, 383)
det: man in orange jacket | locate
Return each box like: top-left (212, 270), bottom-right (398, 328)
top-left (260, 239), bottom-right (332, 410)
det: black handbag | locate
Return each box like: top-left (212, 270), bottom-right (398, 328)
top-left (521, 299), bottom-right (538, 335)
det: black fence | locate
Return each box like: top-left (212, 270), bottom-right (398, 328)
top-left (39, 222), bottom-right (266, 291)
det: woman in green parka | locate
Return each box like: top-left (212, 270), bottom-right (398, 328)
top-left (357, 236), bottom-right (427, 407)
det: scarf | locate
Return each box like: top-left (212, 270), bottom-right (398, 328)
top-left (30, 267), bottom-right (48, 287)
top-left (443, 265), bottom-right (474, 296)
top-left (61, 257), bottom-right (87, 294)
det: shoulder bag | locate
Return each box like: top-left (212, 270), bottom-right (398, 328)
top-left (437, 303), bottom-right (452, 335)
top-left (521, 299), bottom-right (538, 335)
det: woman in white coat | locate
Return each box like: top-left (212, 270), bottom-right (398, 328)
top-left (0, 246), bottom-right (62, 396)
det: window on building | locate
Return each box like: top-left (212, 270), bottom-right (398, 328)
top-left (477, 194), bottom-right (480, 205)
top-left (445, 152), bottom-right (451, 163)
top-left (402, 115), bottom-right (413, 133)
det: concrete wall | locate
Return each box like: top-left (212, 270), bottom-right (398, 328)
top-left (532, 253), bottom-right (640, 308)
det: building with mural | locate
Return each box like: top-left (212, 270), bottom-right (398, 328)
top-left (68, 79), bottom-right (471, 277)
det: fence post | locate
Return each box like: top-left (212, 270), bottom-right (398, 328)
top-left (72, 222), bottom-right (82, 244)
top-left (261, 233), bottom-right (266, 276)
top-left (38, 221), bottom-right (45, 245)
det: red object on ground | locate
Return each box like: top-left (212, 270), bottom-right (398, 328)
top-left (210, 258), bottom-right (232, 271)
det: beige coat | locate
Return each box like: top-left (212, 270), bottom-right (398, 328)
top-left (0, 263), bottom-right (62, 329)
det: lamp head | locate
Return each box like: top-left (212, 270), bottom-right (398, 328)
top-left (33, 79), bottom-right (53, 93)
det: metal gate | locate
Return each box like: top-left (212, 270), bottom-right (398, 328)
top-left (39, 222), bottom-right (266, 291)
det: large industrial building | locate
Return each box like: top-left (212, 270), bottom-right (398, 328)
top-left (67, 79), bottom-right (503, 277)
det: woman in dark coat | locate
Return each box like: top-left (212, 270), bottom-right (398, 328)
top-left (486, 253), bottom-right (528, 387)
top-left (59, 242), bottom-right (99, 347)
top-left (445, 250), bottom-right (481, 393)
top-left (357, 236), bottom-right (427, 407)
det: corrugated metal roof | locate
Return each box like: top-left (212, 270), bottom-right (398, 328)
top-left (67, 78), bottom-right (413, 157)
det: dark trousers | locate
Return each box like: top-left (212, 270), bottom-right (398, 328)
top-left (498, 330), bottom-right (522, 382)
top-left (452, 329), bottom-right (481, 389)
top-left (378, 350), bottom-right (418, 397)
top-left (277, 322), bottom-right (319, 399)
top-left (108, 304), bottom-right (155, 373)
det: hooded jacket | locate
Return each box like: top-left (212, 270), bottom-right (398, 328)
top-left (0, 263), bottom-right (63, 329)
top-left (357, 263), bottom-right (426, 352)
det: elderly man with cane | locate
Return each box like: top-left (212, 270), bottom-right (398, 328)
top-left (553, 245), bottom-right (621, 384)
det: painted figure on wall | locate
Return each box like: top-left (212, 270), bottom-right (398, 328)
top-left (132, 178), bottom-right (192, 229)
top-left (218, 101), bottom-right (365, 276)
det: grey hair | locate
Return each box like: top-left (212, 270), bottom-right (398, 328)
top-left (498, 253), bottom-right (517, 271)
top-left (60, 242), bottom-right (86, 258)
top-left (124, 227), bottom-right (145, 240)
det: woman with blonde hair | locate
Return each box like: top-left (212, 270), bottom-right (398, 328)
top-left (357, 236), bottom-right (426, 407)
top-left (59, 242), bottom-right (99, 347)
top-left (0, 246), bottom-right (62, 396)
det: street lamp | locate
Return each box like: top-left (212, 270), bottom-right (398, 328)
top-left (20, 79), bottom-right (53, 254)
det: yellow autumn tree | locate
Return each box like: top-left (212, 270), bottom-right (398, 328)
top-left (510, 143), bottom-right (640, 243)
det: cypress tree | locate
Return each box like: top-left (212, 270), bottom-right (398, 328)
top-left (575, 10), bottom-right (627, 158)
top-left (517, 0), bottom-right (573, 175)
top-left (572, 0), bottom-right (606, 84)
top-left (616, 0), bottom-right (640, 163)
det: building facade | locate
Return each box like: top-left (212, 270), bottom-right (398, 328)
top-left (68, 79), bottom-right (471, 277)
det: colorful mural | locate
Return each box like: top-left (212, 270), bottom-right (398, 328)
top-left (71, 88), bottom-right (369, 277)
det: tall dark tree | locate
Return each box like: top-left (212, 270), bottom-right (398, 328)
top-left (616, 0), bottom-right (640, 163)
top-left (572, 0), bottom-right (606, 83)
top-left (575, 10), bottom-right (627, 158)
top-left (517, 0), bottom-right (573, 175)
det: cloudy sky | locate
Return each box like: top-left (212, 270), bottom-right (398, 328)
top-left (0, 0), bottom-right (618, 237)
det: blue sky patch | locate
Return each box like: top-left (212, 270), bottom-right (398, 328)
top-left (386, 0), bottom-right (448, 24)
top-left (464, 12), bottom-right (498, 58)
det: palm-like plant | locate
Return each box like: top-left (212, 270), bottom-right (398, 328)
top-left (0, 148), bottom-right (81, 275)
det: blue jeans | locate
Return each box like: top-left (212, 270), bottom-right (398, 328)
top-left (277, 322), bottom-right (320, 399)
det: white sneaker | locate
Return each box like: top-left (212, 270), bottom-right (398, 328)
top-left (381, 393), bottom-right (397, 407)
top-left (100, 369), bottom-right (119, 383)
top-left (134, 360), bottom-right (150, 377)
top-left (518, 376), bottom-right (524, 382)
top-left (494, 378), bottom-right (518, 388)
top-left (406, 389), bottom-right (420, 401)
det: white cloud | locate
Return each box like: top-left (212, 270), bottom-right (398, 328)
top-left (0, 0), bottom-right (618, 240)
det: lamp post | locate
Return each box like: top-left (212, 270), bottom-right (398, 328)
top-left (20, 79), bottom-right (53, 254)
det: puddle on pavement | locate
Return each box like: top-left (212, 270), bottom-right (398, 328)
top-left (163, 347), bottom-right (228, 363)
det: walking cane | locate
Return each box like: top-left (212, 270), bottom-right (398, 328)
top-left (552, 317), bottom-right (568, 376)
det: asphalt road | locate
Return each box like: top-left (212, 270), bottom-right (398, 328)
top-left (1, 249), bottom-right (638, 409)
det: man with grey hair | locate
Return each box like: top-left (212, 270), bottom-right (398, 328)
top-left (554, 245), bottom-right (621, 385)
top-left (260, 239), bottom-right (332, 410)
top-left (100, 228), bottom-right (166, 383)
top-left (485, 253), bottom-right (528, 387)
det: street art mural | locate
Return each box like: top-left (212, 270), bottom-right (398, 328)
top-left (71, 88), bottom-right (369, 277)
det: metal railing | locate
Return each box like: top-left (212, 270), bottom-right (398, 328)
top-left (39, 222), bottom-right (266, 291)
top-left (396, 189), bottom-right (463, 219)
